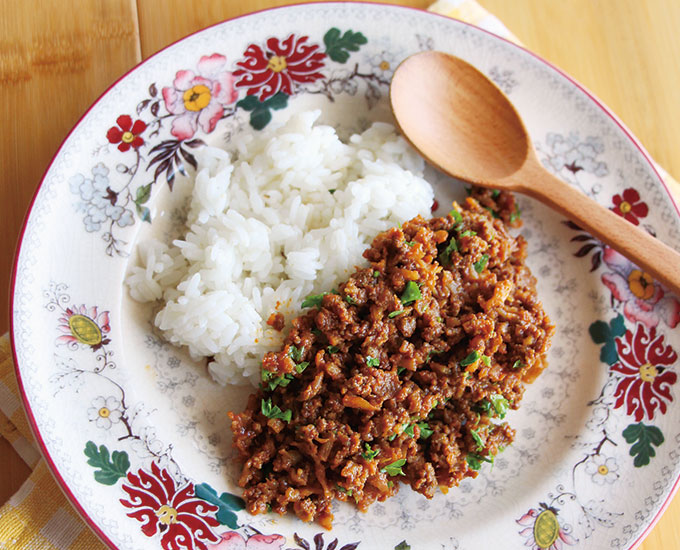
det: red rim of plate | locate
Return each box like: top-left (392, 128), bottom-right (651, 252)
top-left (9, 3), bottom-right (679, 549)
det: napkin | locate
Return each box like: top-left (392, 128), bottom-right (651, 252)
top-left (0, 1), bottom-right (678, 549)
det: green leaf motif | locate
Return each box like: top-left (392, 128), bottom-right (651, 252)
top-left (237, 92), bottom-right (289, 130)
top-left (623, 422), bottom-right (664, 467)
top-left (324, 28), bottom-right (368, 63)
top-left (394, 542), bottom-right (411, 550)
top-left (136, 204), bottom-right (151, 223)
top-left (589, 314), bottom-right (626, 365)
top-left (84, 441), bottom-right (130, 485)
top-left (194, 483), bottom-right (245, 528)
top-left (135, 183), bottom-right (152, 205)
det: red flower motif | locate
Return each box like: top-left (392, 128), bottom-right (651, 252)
top-left (120, 462), bottom-right (220, 550)
top-left (233, 34), bottom-right (326, 101)
top-left (612, 323), bottom-right (678, 421)
top-left (107, 115), bottom-right (147, 152)
top-left (610, 187), bottom-right (648, 225)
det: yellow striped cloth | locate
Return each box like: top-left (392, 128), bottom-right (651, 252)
top-left (0, 1), bottom-right (678, 549)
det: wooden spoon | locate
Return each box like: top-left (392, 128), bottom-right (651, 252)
top-left (390, 51), bottom-right (680, 295)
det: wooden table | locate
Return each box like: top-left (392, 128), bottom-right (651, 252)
top-left (1, 1), bottom-right (679, 548)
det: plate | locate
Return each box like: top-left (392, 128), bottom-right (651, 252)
top-left (11, 3), bottom-right (680, 549)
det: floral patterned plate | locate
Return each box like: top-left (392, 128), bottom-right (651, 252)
top-left (11, 3), bottom-right (680, 550)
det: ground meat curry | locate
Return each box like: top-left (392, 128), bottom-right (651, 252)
top-left (229, 191), bottom-right (553, 529)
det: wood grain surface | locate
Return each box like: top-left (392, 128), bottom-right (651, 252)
top-left (1, 1), bottom-right (678, 549)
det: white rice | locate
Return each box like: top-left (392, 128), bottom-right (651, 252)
top-left (126, 110), bottom-right (434, 386)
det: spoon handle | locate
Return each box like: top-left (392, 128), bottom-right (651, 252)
top-left (517, 159), bottom-right (680, 297)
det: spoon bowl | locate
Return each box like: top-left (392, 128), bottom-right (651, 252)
top-left (390, 51), bottom-right (680, 295)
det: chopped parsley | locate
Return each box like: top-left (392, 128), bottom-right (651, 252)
top-left (260, 398), bottom-right (292, 422)
top-left (509, 205), bottom-right (521, 223)
top-left (366, 356), bottom-right (380, 367)
top-left (388, 309), bottom-right (405, 318)
top-left (362, 443), bottom-right (380, 460)
top-left (511, 360), bottom-right (524, 369)
top-left (261, 370), bottom-right (293, 391)
top-left (301, 293), bottom-right (326, 309)
top-left (417, 421), bottom-right (433, 440)
top-left (481, 355), bottom-right (491, 367)
top-left (327, 345), bottom-right (339, 354)
top-left (288, 345), bottom-right (303, 363)
top-left (459, 230), bottom-right (477, 238)
top-left (400, 281), bottom-right (422, 305)
top-left (387, 432), bottom-right (398, 441)
top-left (295, 361), bottom-right (309, 374)
top-left (460, 350), bottom-right (480, 367)
top-left (466, 453), bottom-right (493, 471)
top-left (474, 254), bottom-right (489, 273)
top-left (489, 394), bottom-right (510, 419)
top-left (403, 423), bottom-right (415, 438)
top-left (337, 486), bottom-right (352, 496)
top-left (426, 349), bottom-right (444, 362)
top-left (345, 295), bottom-right (357, 305)
top-left (373, 270), bottom-right (380, 278)
top-left (381, 458), bottom-right (406, 476)
top-left (470, 428), bottom-right (484, 451)
top-left (491, 189), bottom-right (500, 198)
top-left (439, 238), bottom-right (458, 265)
top-left (406, 241), bottom-right (415, 247)
top-left (449, 209), bottom-right (463, 223)
top-left (397, 366), bottom-right (406, 375)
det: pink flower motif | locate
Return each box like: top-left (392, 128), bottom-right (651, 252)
top-left (57, 305), bottom-right (111, 350)
top-left (601, 246), bottom-right (680, 329)
top-left (120, 462), bottom-right (220, 550)
top-left (162, 54), bottom-right (238, 140)
top-left (612, 323), bottom-right (678, 421)
top-left (233, 34), bottom-right (326, 101)
top-left (610, 188), bottom-right (649, 226)
top-left (207, 531), bottom-right (286, 550)
top-left (516, 506), bottom-right (576, 550)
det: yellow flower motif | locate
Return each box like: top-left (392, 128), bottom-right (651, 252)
top-left (155, 504), bottom-right (179, 525)
top-left (68, 314), bottom-right (102, 346)
top-left (98, 407), bottom-right (110, 419)
top-left (267, 55), bottom-right (288, 73)
top-left (639, 362), bottom-right (659, 383)
top-left (597, 464), bottom-right (609, 475)
top-left (120, 131), bottom-right (135, 144)
top-left (183, 84), bottom-right (211, 112)
top-left (628, 269), bottom-right (655, 300)
top-left (619, 200), bottom-right (632, 214)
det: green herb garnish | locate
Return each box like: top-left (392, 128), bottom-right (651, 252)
top-left (301, 293), bottom-right (326, 309)
top-left (397, 367), bottom-right (406, 375)
top-left (485, 206), bottom-right (500, 219)
top-left (312, 328), bottom-right (322, 336)
top-left (329, 188), bottom-right (337, 194)
top-left (387, 433), bottom-right (397, 441)
top-left (511, 360), bottom-right (524, 369)
top-left (417, 421), bottom-right (433, 440)
top-left (403, 424), bottom-right (415, 438)
top-left (466, 453), bottom-right (493, 471)
top-left (459, 230), bottom-right (477, 238)
top-left (406, 241), bottom-right (415, 247)
top-left (489, 394), bottom-right (509, 419)
top-left (260, 398), bottom-right (292, 422)
top-left (491, 189), bottom-right (500, 198)
top-left (373, 270), bottom-right (380, 278)
top-left (362, 443), bottom-right (380, 460)
top-left (470, 428), bottom-right (484, 451)
top-left (388, 310), bottom-right (405, 318)
top-left (449, 209), bottom-right (463, 223)
top-left (382, 458), bottom-right (406, 476)
top-left (460, 350), bottom-right (480, 367)
top-left (366, 356), bottom-right (380, 367)
top-left (295, 361), bottom-right (309, 374)
top-left (439, 238), bottom-right (458, 265)
top-left (345, 295), bottom-right (357, 305)
top-left (474, 254), bottom-right (489, 273)
top-left (481, 355), bottom-right (491, 367)
top-left (262, 370), bottom-right (293, 391)
top-left (510, 205), bottom-right (521, 223)
top-left (288, 345), bottom-right (303, 363)
top-left (400, 281), bottom-right (422, 305)
top-left (337, 486), bottom-right (353, 496)
top-left (327, 345), bottom-right (339, 354)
